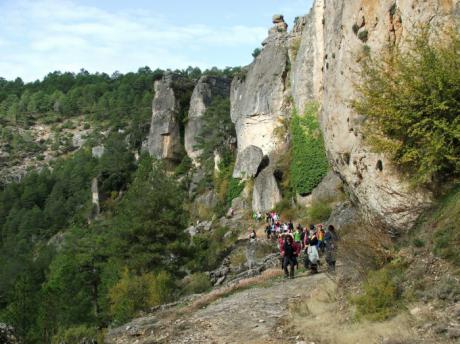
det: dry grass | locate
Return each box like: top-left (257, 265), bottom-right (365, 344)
top-left (338, 220), bottom-right (394, 277)
top-left (287, 279), bottom-right (416, 344)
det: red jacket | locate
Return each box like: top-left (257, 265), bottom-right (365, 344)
top-left (280, 239), bottom-right (301, 257)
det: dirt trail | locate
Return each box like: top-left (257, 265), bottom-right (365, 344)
top-left (106, 271), bottom-right (329, 344)
top-left (170, 273), bottom-right (327, 344)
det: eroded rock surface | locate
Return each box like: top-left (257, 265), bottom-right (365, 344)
top-left (252, 168), bottom-right (282, 212)
top-left (289, 0), bottom-right (458, 230)
top-left (232, 145), bottom-right (264, 179)
top-left (146, 72), bottom-right (194, 161)
top-left (185, 76), bottom-right (231, 164)
top-left (230, 22), bottom-right (290, 158)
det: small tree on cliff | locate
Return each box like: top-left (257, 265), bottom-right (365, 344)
top-left (352, 27), bottom-right (460, 186)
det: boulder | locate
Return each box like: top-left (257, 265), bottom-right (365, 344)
top-left (185, 76), bottom-right (231, 164)
top-left (326, 201), bottom-right (359, 231)
top-left (252, 168), bottom-right (282, 212)
top-left (91, 145), bottom-right (104, 158)
top-left (195, 190), bottom-right (218, 209)
top-left (232, 145), bottom-right (264, 179)
top-left (146, 72), bottom-right (194, 161)
top-left (0, 324), bottom-right (18, 344)
top-left (271, 14), bottom-right (288, 33)
top-left (296, 170), bottom-right (343, 207)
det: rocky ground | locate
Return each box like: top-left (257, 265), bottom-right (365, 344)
top-left (105, 246), bottom-right (459, 344)
top-left (105, 269), bottom-right (329, 344)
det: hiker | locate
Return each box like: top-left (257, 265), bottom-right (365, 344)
top-left (324, 224), bottom-right (338, 272)
top-left (307, 233), bottom-right (320, 273)
top-left (265, 224), bottom-right (272, 239)
top-left (249, 228), bottom-right (257, 242)
top-left (293, 226), bottom-right (302, 245)
top-left (300, 226), bottom-right (308, 249)
top-left (288, 220), bottom-right (294, 231)
top-left (266, 212), bottom-right (271, 224)
top-left (318, 224), bottom-right (326, 254)
top-left (281, 234), bottom-right (301, 279)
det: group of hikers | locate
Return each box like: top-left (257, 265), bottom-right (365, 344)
top-left (249, 211), bottom-right (339, 279)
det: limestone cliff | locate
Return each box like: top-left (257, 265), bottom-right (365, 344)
top-left (230, 0), bottom-right (458, 229)
top-left (146, 72), bottom-right (194, 161)
top-left (185, 76), bottom-right (231, 164)
top-left (230, 16), bottom-right (291, 161)
top-left (289, 0), bottom-right (459, 230)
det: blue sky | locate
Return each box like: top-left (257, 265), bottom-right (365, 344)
top-left (0, 0), bottom-right (313, 81)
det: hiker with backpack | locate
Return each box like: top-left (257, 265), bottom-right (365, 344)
top-left (317, 224), bottom-right (325, 254)
top-left (324, 224), bottom-right (338, 272)
top-left (307, 232), bottom-right (320, 274)
top-left (265, 224), bottom-right (272, 239)
top-left (280, 233), bottom-right (301, 279)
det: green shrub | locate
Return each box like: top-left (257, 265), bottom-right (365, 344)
top-left (189, 227), bottom-right (235, 271)
top-left (226, 177), bottom-right (245, 205)
top-left (252, 47), bottom-right (262, 58)
top-left (290, 103), bottom-right (329, 196)
top-left (51, 325), bottom-right (99, 344)
top-left (352, 266), bottom-right (404, 321)
top-left (61, 120), bottom-right (76, 129)
top-left (358, 30), bottom-right (368, 42)
top-left (229, 248), bottom-right (247, 268)
top-left (175, 155), bottom-right (193, 176)
top-left (413, 238), bottom-right (425, 248)
top-left (434, 224), bottom-right (460, 266)
top-left (307, 201), bottom-right (332, 222)
top-left (352, 23), bottom-right (360, 35)
top-left (290, 37), bottom-right (302, 61)
top-left (184, 272), bottom-right (212, 294)
top-left (352, 27), bottom-right (460, 186)
top-left (274, 199), bottom-right (292, 214)
top-left (109, 269), bottom-right (175, 324)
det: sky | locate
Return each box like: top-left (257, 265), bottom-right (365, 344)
top-left (0, 0), bottom-right (313, 82)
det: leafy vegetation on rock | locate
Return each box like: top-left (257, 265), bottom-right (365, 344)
top-left (290, 103), bottom-right (329, 196)
top-left (352, 27), bottom-right (460, 186)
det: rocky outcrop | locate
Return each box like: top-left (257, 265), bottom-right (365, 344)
top-left (296, 170), bottom-right (343, 207)
top-left (0, 324), bottom-right (18, 344)
top-left (230, 17), bottom-right (290, 158)
top-left (146, 72), bottom-right (194, 161)
top-left (185, 76), bottom-right (231, 164)
top-left (90, 177), bottom-right (100, 219)
top-left (91, 145), bottom-right (104, 158)
top-left (290, 0), bottom-right (324, 113)
top-left (230, 16), bottom-right (291, 212)
top-left (289, 0), bottom-right (458, 230)
top-left (252, 168), bottom-right (282, 212)
top-left (232, 145), bottom-right (264, 179)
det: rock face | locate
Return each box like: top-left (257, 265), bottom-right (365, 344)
top-left (146, 72), bottom-right (194, 161)
top-left (252, 168), bottom-right (282, 212)
top-left (230, 21), bottom-right (290, 158)
top-left (296, 170), bottom-right (343, 207)
top-left (289, 0), bottom-right (458, 230)
top-left (232, 145), bottom-right (264, 179)
top-left (231, 16), bottom-right (291, 212)
top-left (289, 0), bottom-right (324, 113)
top-left (185, 76), bottom-right (231, 164)
top-left (90, 177), bottom-right (100, 219)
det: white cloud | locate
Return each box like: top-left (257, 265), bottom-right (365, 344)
top-left (0, 0), bottom-right (267, 81)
